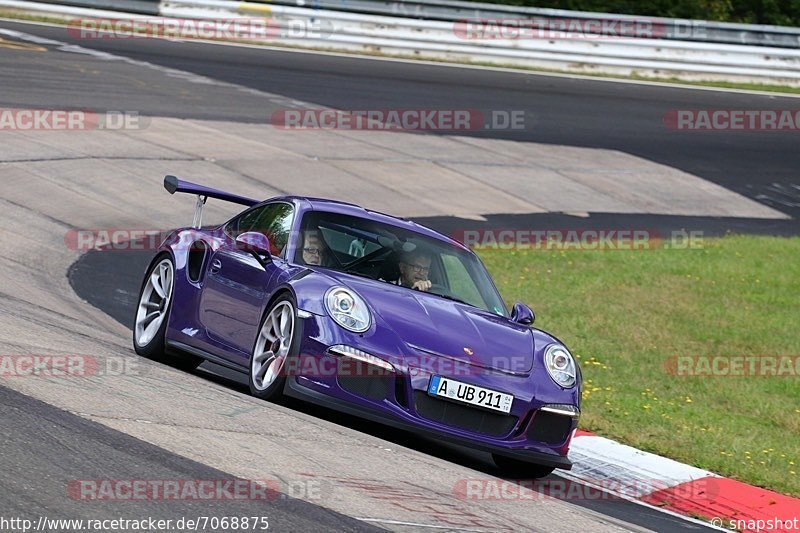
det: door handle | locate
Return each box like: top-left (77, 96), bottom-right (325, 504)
top-left (210, 259), bottom-right (222, 273)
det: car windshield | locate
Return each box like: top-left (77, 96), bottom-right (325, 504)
top-left (295, 211), bottom-right (509, 317)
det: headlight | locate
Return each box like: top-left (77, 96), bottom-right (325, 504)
top-left (325, 287), bottom-right (371, 333)
top-left (544, 345), bottom-right (577, 388)
top-left (327, 345), bottom-right (394, 372)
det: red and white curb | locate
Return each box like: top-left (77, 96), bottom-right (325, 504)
top-left (566, 430), bottom-right (800, 532)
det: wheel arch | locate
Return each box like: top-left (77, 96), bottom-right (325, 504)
top-left (261, 285), bottom-right (299, 321)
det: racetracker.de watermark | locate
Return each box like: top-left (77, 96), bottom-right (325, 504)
top-left (0, 355), bottom-right (143, 378)
top-left (453, 477), bottom-right (718, 501)
top-left (68, 479), bottom-right (323, 501)
top-left (67, 228), bottom-right (704, 253)
top-left (0, 109), bottom-right (146, 131)
top-left (65, 228), bottom-right (350, 252)
top-left (0, 516), bottom-right (269, 533)
top-left (65, 229), bottom-right (172, 252)
top-left (453, 17), bottom-right (670, 40)
top-left (664, 355), bottom-right (800, 377)
top-left (290, 353), bottom-right (530, 378)
top-left (67, 17), bottom-right (333, 41)
top-left (453, 229), bottom-right (704, 251)
top-left (664, 109), bottom-right (800, 131)
top-left (271, 109), bottom-right (526, 131)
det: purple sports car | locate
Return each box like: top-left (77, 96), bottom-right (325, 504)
top-left (133, 176), bottom-right (581, 477)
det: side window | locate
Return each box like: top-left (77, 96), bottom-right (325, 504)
top-left (229, 203), bottom-right (294, 257)
top-left (319, 228), bottom-right (381, 261)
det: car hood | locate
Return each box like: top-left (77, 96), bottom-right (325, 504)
top-left (333, 274), bottom-right (535, 374)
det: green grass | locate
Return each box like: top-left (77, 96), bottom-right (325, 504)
top-left (479, 235), bottom-right (800, 497)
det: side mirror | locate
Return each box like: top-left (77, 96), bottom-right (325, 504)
top-left (511, 302), bottom-right (535, 325)
top-left (235, 232), bottom-right (272, 260)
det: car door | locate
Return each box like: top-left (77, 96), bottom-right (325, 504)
top-left (199, 202), bottom-right (295, 360)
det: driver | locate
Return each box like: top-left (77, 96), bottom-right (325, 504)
top-left (397, 249), bottom-right (432, 292)
top-left (301, 230), bottom-right (328, 266)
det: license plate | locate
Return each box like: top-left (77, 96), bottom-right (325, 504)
top-left (427, 375), bottom-right (513, 414)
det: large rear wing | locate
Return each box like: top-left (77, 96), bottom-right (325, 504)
top-left (164, 175), bottom-right (259, 228)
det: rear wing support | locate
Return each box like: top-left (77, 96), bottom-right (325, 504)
top-left (192, 195), bottom-right (208, 229)
top-left (163, 175), bottom-right (260, 228)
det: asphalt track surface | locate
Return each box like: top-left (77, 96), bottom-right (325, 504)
top-left (0, 384), bottom-right (377, 532)
top-left (0, 15), bottom-right (790, 533)
top-left (1, 19), bottom-right (799, 235)
top-left (68, 246), bottom-right (713, 533)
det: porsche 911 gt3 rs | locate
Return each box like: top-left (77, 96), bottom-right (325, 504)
top-left (133, 175), bottom-right (582, 477)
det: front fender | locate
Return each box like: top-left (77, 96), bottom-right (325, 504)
top-left (530, 328), bottom-right (582, 410)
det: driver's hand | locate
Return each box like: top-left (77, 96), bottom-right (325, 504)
top-left (412, 280), bottom-right (432, 292)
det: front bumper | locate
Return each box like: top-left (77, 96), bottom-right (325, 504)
top-left (286, 313), bottom-right (580, 470)
top-left (284, 376), bottom-right (574, 469)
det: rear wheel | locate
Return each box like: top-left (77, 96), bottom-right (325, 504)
top-left (492, 454), bottom-right (556, 479)
top-left (133, 254), bottom-right (201, 371)
top-left (249, 294), bottom-right (298, 401)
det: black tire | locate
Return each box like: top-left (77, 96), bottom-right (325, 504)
top-left (492, 453), bottom-right (556, 479)
top-left (248, 293), bottom-right (301, 401)
top-left (132, 253), bottom-right (202, 371)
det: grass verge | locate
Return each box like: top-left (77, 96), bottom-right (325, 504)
top-left (481, 235), bottom-right (800, 497)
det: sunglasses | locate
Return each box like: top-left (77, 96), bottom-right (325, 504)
top-left (404, 262), bottom-right (430, 274)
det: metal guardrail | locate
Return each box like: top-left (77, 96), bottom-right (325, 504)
top-left (28, 0), bottom-right (159, 14)
top-left (3, 0), bottom-right (800, 85)
top-left (160, 0), bottom-right (800, 84)
top-left (9, 0), bottom-right (800, 47)
top-left (256, 0), bottom-right (800, 49)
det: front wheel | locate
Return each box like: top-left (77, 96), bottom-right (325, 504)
top-left (249, 294), bottom-right (298, 401)
top-left (492, 454), bottom-right (556, 479)
top-left (133, 254), bottom-right (201, 371)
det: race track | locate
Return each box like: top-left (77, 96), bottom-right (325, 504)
top-left (1, 15), bottom-right (794, 532)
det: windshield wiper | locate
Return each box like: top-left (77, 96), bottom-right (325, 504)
top-left (431, 292), bottom-right (471, 306)
top-left (342, 269), bottom-right (376, 280)
top-left (342, 247), bottom-right (390, 271)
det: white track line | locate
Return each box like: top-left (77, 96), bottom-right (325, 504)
top-left (2, 15), bottom-right (800, 99)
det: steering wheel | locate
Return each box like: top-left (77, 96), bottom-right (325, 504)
top-left (426, 283), bottom-right (453, 297)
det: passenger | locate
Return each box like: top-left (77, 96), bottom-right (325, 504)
top-left (396, 249), bottom-right (432, 292)
top-left (301, 230), bottom-right (328, 266)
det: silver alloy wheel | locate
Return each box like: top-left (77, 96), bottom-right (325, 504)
top-left (252, 300), bottom-right (295, 391)
top-left (134, 258), bottom-right (174, 347)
